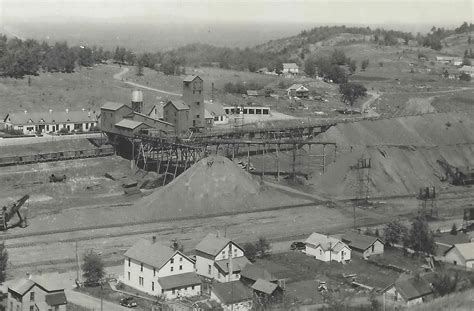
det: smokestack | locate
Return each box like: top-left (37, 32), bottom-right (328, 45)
top-left (152, 236), bottom-right (156, 243)
top-left (26, 272), bottom-right (31, 280)
top-left (66, 108), bottom-right (69, 114)
top-left (228, 244), bottom-right (233, 282)
top-left (24, 110), bottom-right (27, 114)
top-left (49, 109), bottom-right (53, 114)
top-left (82, 108), bottom-right (85, 112)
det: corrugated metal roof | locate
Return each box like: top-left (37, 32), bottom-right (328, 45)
top-left (115, 119), bottom-right (144, 130)
top-left (158, 272), bottom-right (201, 290)
top-left (101, 102), bottom-right (127, 111)
top-left (251, 279), bottom-right (278, 295)
top-left (212, 281), bottom-right (253, 305)
top-left (124, 239), bottom-right (176, 268)
top-left (195, 233), bottom-right (231, 257)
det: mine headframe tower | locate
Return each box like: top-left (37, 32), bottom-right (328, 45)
top-left (416, 186), bottom-right (437, 218)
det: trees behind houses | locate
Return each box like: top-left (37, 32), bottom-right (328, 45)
top-left (0, 243), bottom-right (8, 284)
top-left (383, 220), bottom-right (408, 246)
top-left (81, 250), bottom-right (105, 285)
top-left (403, 217), bottom-right (436, 255)
top-left (243, 237), bottom-right (271, 261)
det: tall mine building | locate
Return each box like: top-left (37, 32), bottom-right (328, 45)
top-left (182, 75), bottom-right (205, 130)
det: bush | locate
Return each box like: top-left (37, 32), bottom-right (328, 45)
top-left (459, 72), bottom-right (471, 81)
top-left (255, 237), bottom-right (272, 258)
top-left (243, 243), bottom-right (257, 262)
top-left (450, 223), bottom-right (458, 235)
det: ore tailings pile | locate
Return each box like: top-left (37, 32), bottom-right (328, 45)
top-left (311, 112), bottom-right (474, 199)
top-left (132, 155), bottom-right (312, 221)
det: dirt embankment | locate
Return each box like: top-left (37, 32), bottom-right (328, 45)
top-left (311, 112), bottom-right (474, 199)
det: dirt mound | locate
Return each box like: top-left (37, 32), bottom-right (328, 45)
top-left (132, 156), bottom-right (311, 221)
top-left (311, 112), bottom-right (474, 198)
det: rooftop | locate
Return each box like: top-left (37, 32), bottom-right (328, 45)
top-left (45, 292), bottom-right (68, 306)
top-left (241, 264), bottom-right (278, 282)
top-left (101, 102), bottom-right (127, 111)
top-left (158, 272), bottom-right (201, 290)
top-left (305, 232), bottom-right (348, 252)
top-left (166, 100), bottom-right (189, 111)
top-left (5, 110), bottom-right (98, 125)
top-left (212, 281), bottom-right (253, 305)
top-left (283, 63), bottom-right (299, 69)
top-left (195, 233), bottom-right (232, 257)
top-left (394, 275), bottom-right (433, 301)
top-left (251, 279), bottom-right (279, 295)
top-left (124, 238), bottom-right (176, 269)
top-left (341, 231), bottom-right (384, 251)
top-left (115, 119), bottom-right (145, 130)
top-left (215, 256), bottom-right (250, 274)
top-left (448, 243), bottom-right (474, 260)
top-left (183, 75), bottom-right (202, 83)
top-left (205, 102), bottom-right (226, 117)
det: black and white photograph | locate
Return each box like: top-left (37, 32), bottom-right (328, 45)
top-left (0, 0), bottom-right (473, 310)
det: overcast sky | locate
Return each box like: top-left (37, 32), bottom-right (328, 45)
top-left (1, 0), bottom-right (472, 26)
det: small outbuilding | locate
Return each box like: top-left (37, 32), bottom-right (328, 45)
top-left (341, 231), bottom-right (385, 258)
top-left (304, 232), bottom-right (351, 263)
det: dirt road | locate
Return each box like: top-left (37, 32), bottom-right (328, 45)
top-left (112, 66), bottom-right (181, 96)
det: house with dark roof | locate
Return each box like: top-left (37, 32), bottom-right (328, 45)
top-left (122, 237), bottom-right (201, 300)
top-left (8, 276), bottom-right (67, 311)
top-left (240, 264), bottom-right (278, 287)
top-left (195, 233), bottom-right (250, 283)
top-left (210, 281), bottom-right (253, 311)
top-left (251, 279), bottom-right (283, 305)
top-left (3, 109), bottom-right (98, 135)
top-left (304, 232), bottom-right (351, 263)
top-left (341, 231), bottom-right (385, 258)
top-left (382, 274), bottom-right (434, 306)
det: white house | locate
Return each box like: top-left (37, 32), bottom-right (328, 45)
top-left (282, 63), bottom-right (299, 75)
top-left (2, 110), bottom-right (98, 135)
top-left (304, 232), bottom-right (351, 262)
top-left (122, 237), bottom-right (202, 300)
top-left (195, 233), bottom-right (250, 283)
top-left (210, 281), bottom-right (253, 311)
top-left (341, 231), bottom-right (385, 258)
top-left (8, 275), bottom-right (68, 311)
top-left (205, 102), bottom-right (229, 126)
top-left (382, 274), bottom-right (434, 307)
top-left (460, 65), bottom-right (474, 78)
top-left (444, 242), bottom-right (474, 269)
top-left (286, 84), bottom-right (309, 98)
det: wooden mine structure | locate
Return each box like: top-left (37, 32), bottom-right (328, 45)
top-left (416, 186), bottom-right (438, 217)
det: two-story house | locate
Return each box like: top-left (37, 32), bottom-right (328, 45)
top-left (195, 234), bottom-right (250, 283)
top-left (122, 237), bottom-right (202, 300)
top-left (8, 276), bottom-right (67, 311)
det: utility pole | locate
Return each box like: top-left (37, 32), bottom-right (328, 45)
top-left (75, 240), bottom-right (80, 282)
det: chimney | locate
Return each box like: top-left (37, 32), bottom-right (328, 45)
top-left (357, 228), bottom-right (361, 234)
top-left (49, 109), bottom-right (53, 114)
top-left (227, 244), bottom-right (233, 282)
top-left (152, 236), bottom-right (156, 243)
top-left (82, 108), bottom-right (85, 112)
top-left (66, 108), bottom-right (69, 114)
top-left (24, 110), bottom-right (27, 114)
top-left (26, 272), bottom-right (31, 280)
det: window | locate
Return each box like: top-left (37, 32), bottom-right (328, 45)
top-left (192, 285), bottom-right (195, 290)
top-left (139, 276), bottom-right (144, 286)
top-left (179, 265), bottom-right (183, 270)
top-left (128, 258), bottom-right (131, 267)
top-left (263, 109), bottom-right (269, 115)
top-left (171, 258), bottom-right (174, 264)
top-left (179, 257), bottom-right (183, 262)
top-left (171, 266), bottom-right (174, 272)
top-left (371, 245), bottom-right (375, 252)
top-left (140, 263), bottom-right (143, 272)
top-left (128, 272), bottom-right (130, 280)
top-left (29, 306), bottom-right (34, 311)
top-left (214, 117), bottom-right (219, 121)
top-left (152, 281), bottom-right (155, 291)
top-left (55, 307), bottom-right (59, 311)
top-left (153, 268), bottom-right (156, 276)
top-left (30, 292), bottom-right (34, 301)
top-left (208, 265), bottom-right (212, 275)
top-left (162, 289), bottom-right (164, 294)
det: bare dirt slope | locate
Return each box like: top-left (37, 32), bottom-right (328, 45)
top-left (311, 112), bottom-right (474, 199)
top-left (133, 155), bottom-right (311, 220)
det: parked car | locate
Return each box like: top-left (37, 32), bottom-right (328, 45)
top-left (290, 241), bottom-right (305, 251)
top-left (120, 297), bottom-right (137, 308)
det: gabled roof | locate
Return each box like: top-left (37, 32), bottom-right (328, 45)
top-left (195, 233), bottom-right (233, 257)
top-left (165, 100), bottom-right (189, 111)
top-left (287, 84), bottom-right (309, 92)
top-left (214, 256), bottom-right (250, 274)
top-left (45, 292), bottom-right (67, 306)
top-left (115, 119), bottom-right (145, 130)
top-left (147, 103), bottom-right (164, 119)
top-left (183, 75), bottom-right (202, 82)
top-left (158, 272), bottom-right (201, 290)
top-left (246, 90), bottom-right (263, 96)
top-left (305, 232), bottom-right (349, 252)
top-left (9, 279), bottom-right (35, 296)
top-left (251, 279), bottom-right (279, 295)
top-left (101, 102), bottom-right (127, 111)
top-left (241, 264), bottom-right (278, 282)
top-left (394, 275), bottom-right (433, 301)
top-left (124, 238), bottom-right (178, 269)
top-left (212, 281), bottom-right (253, 305)
top-left (446, 243), bottom-right (474, 260)
top-left (205, 102), bottom-right (226, 117)
top-left (283, 63), bottom-right (299, 69)
top-left (460, 65), bottom-right (474, 73)
top-left (5, 111), bottom-right (98, 125)
top-left (342, 231), bottom-right (384, 251)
